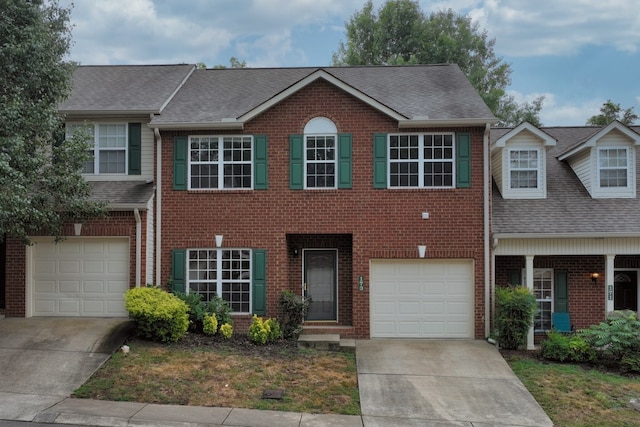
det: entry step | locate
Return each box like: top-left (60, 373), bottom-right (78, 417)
top-left (297, 334), bottom-right (355, 352)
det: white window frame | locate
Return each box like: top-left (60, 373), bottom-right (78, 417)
top-left (387, 133), bottom-right (455, 189)
top-left (67, 122), bottom-right (128, 175)
top-left (188, 135), bottom-right (254, 190)
top-left (508, 148), bottom-right (541, 190)
top-left (597, 147), bottom-right (631, 190)
top-left (186, 248), bottom-right (252, 314)
top-left (304, 134), bottom-right (337, 189)
top-left (531, 268), bottom-right (554, 332)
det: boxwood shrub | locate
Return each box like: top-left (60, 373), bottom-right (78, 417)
top-left (124, 287), bottom-right (189, 343)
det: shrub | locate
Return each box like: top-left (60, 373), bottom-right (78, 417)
top-left (124, 287), bottom-right (189, 343)
top-left (495, 286), bottom-right (537, 350)
top-left (206, 295), bottom-right (233, 328)
top-left (219, 323), bottom-right (233, 339)
top-left (579, 310), bottom-right (640, 360)
top-left (174, 292), bottom-right (207, 332)
top-left (279, 290), bottom-right (309, 339)
top-left (203, 313), bottom-right (218, 336)
top-left (620, 353), bottom-right (640, 374)
top-left (248, 314), bottom-right (281, 344)
top-left (540, 330), bottom-right (596, 363)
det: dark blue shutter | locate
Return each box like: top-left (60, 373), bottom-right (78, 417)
top-left (128, 123), bottom-right (142, 175)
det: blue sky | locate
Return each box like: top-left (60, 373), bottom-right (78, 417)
top-left (60, 0), bottom-right (640, 126)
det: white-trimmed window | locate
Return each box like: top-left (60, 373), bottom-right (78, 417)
top-left (66, 123), bottom-right (128, 174)
top-left (189, 136), bottom-right (253, 190)
top-left (533, 269), bottom-right (553, 332)
top-left (509, 149), bottom-right (540, 189)
top-left (598, 148), bottom-right (629, 188)
top-left (389, 133), bottom-right (455, 188)
top-left (187, 249), bottom-right (251, 313)
top-left (304, 117), bottom-right (338, 189)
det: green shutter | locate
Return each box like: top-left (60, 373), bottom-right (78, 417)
top-left (554, 270), bottom-right (569, 313)
top-left (507, 269), bottom-right (522, 286)
top-left (290, 135), bottom-right (304, 190)
top-left (338, 133), bottom-right (352, 189)
top-left (171, 249), bottom-right (186, 293)
top-left (456, 133), bottom-right (471, 188)
top-left (173, 136), bottom-right (187, 190)
top-left (254, 135), bottom-right (268, 190)
top-left (373, 133), bottom-right (387, 188)
top-left (252, 249), bottom-right (267, 315)
top-left (128, 123), bottom-right (142, 175)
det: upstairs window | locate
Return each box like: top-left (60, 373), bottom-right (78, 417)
top-left (389, 133), bottom-right (455, 188)
top-left (66, 123), bottom-right (129, 174)
top-left (509, 149), bottom-right (540, 189)
top-left (598, 148), bottom-right (629, 188)
top-left (303, 117), bottom-right (339, 189)
top-left (189, 136), bottom-right (253, 190)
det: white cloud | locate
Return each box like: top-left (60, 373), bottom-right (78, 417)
top-left (506, 90), bottom-right (606, 126)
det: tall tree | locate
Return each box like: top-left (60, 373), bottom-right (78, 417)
top-left (333, 0), bottom-right (544, 126)
top-left (586, 100), bottom-right (638, 126)
top-left (0, 0), bottom-right (104, 243)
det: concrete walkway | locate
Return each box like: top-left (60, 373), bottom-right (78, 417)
top-left (0, 318), bottom-right (552, 426)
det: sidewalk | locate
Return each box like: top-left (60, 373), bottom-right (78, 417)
top-left (33, 398), bottom-right (364, 427)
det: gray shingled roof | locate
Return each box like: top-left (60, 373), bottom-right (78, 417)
top-left (492, 125), bottom-right (640, 235)
top-left (150, 64), bottom-right (494, 126)
top-left (59, 64), bottom-right (194, 114)
top-left (89, 181), bottom-right (154, 208)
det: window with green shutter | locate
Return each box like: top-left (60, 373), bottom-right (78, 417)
top-left (128, 123), bottom-right (142, 175)
top-left (290, 135), bottom-right (304, 189)
top-left (252, 249), bottom-right (267, 316)
top-left (173, 136), bottom-right (187, 190)
top-left (254, 135), bottom-right (268, 190)
top-left (373, 133), bottom-right (388, 188)
top-left (338, 134), bottom-right (352, 189)
top-left (456, 133), bottom-right (471, 188)
top-left (171, 249), bottom-right (186, 293)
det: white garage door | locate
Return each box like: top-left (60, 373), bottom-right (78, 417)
top-left (31, 238), bottom-right (130, 317)
top-left (370, 259), bottom-right (474, 338)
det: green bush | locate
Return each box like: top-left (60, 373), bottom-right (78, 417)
top-left (279, 290), bottom-right (309, 339)
top-left (174, 291), bottom-right (207, 332)
top-left (540, 330), bottom-right (596, 363)
top-left (495, 286), bottom-right (537, 350)
top-left (579, 310), bottom-right (640, 360)
top-left (248, 314), bottom-right (281, 344)
top-left (124, 287), bottom-right (189, 343)
top-left (203, 313), bottom-right (218, 336)
top-left (206, 295), bottom-right (233, 328)
top-left (620, 353), bottom-right (640, 374)
top-left (219, 322), bottom-right (233, 339)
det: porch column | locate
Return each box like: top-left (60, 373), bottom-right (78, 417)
top-left (605, 254), bottom-right (615, 315)
top-left (525, 255), bottom-right (535, 350)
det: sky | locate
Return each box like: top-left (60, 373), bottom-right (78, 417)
top-left (59, 0), bottom-right (640, 126)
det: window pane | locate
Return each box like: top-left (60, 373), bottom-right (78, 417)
top-left (97, 124), bottom-right (126, 148)
top-left (98, 150), bottom-right (125, 173)
top-left (509, 150), bottom-right (539, 189)
top-left (305, 135), bottom-right (336, 188)
top-left (599, 149), bottom-right (628, 188)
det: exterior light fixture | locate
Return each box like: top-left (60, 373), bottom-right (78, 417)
top-left (418, 245), bottom-right (426, 258)
top-left (292, 247), bottom-right (299, 258)
top-left (591, 273), bottom-right (599, 284)
top-left (215, 235), bottom-right (223, 248)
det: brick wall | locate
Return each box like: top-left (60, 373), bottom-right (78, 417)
top-left (160, 79), bottom-right (487, 338)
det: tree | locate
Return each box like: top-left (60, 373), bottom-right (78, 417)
top-left (212, 57), bottom-right (248, 69)
top-left (0, 0), bottom-right (104, 243)
top-left (586, 100), bottom-right (638, 126)
top-left (333, 0), bottom-right (544, 126)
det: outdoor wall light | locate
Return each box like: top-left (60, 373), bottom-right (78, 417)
top-left (591, 272), bottom-right (599, 284)
top-left (418, 245), bottom-right (426, 258)
top-left (215, 235), bottom-right (223, 248)
top-left (292, 247), bottom-right (299, 258)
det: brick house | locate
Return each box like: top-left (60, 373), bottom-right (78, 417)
top-left (1, 64), bottom-right (497, 340)
top-left (491, 121), bottom-right (640, 348)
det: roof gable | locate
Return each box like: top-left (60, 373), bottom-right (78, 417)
top-left (558, 120), bottom-right (640, 161)
top-left (492, 122), bottom-right (557, 149)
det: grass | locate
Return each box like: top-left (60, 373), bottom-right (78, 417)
top-left (504, 353), bottom-right (640, 427)
top-left (73, 336), bottom-right (360, 415)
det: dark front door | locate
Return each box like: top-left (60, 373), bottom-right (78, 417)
top-left (614, 271), bottom-right (638, 311)
top-left (303, 249), bottom-right (337, 321)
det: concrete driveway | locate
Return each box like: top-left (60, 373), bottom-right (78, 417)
top-left (0, 317), bottom-right (132, 421)
top-left (357, 340), bottom-right (553, 427)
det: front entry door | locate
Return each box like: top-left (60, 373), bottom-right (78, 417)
top-left (614, 271), bottom-right (638, 311)
top-left (303, 250), bottom-right (337, 321)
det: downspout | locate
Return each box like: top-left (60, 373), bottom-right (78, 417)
top-left (484, 122), bottom-right (491, 338)
top-left (134, 208), bottom-right (141, 287)
top-left (154, 127), bottom-right (162, 288)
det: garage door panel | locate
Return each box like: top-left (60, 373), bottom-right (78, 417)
top-left (371, 259), bottom-right (473, 338)
top-left (31, 238), bottom-right (130, 317)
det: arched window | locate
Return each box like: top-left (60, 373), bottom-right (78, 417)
top-left (304, 117), bottom-right (338, 189)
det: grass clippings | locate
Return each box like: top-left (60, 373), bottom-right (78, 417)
top-left (504, 352), bottom-right (640, 427)
top-left (74, 334), bottom-right (360, 415)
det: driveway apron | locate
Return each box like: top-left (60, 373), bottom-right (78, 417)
top-left (0, 317), bottom-right (132, 421)
top-left (356, 339), bottom-right (553, 427)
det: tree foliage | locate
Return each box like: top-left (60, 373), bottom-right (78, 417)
top-left (586, 100), bottom-right (638, 126)
top-left (333, 0), bottom-right (544, 126)
top-left (0, 0), bottom-right (104, 243)
top-left (212, 57), bottom-right (247, 69)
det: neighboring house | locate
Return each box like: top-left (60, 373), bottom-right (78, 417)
top-left (150, 65), bottom-right (495, 338)
top-left (1, 64), bottom-right (194, 317)
top-left (1, 63), bottom-right (496, 340)
top-left (491, 121), bottom-right (640, 348)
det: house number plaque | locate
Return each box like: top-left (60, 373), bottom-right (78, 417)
top-left (607, 285), bottom-right (613, 301)
top-left (358, 276), bottom-right (364, 291)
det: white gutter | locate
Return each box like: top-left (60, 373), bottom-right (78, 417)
top-left (484, 122), bottom-right (491, 338)
top-left (154, 127), bottom-right (162, 287)
top-left (493, 232), bottom-right (640, 239)
top-left (399, 118), bottom-right (498, 128)
top-left (151, 122), bottom-right (244, 131)
top-left (134, 208), bottom-right (141, 287)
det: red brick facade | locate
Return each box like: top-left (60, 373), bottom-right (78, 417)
top-left (160, 80), bottom-right (488, 338)
top-left (2, 211), bottom-right (147, 316)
